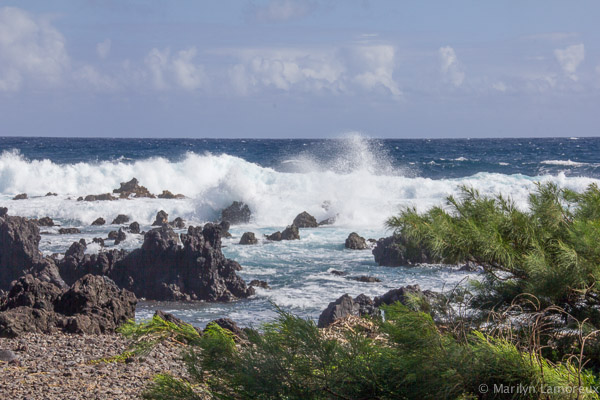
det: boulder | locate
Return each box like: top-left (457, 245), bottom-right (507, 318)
top-left (318, 217), bottom-right (336, 226)
top-left (221, 201), bottom-right (251, 224)
top-left (349, 276), bottom-right (381, 283)
top-left (318, 294), bottom-right (359, 328)
top-left (170, 217), bottom-right (185, 229)
top-left (318, 293), bottom-right (381, 328)
top-left (12, 194), bottom-right (27, 200)
top-left (107, 231), bottom-right (118, 240)
top-left (345, 232), bottom-right (368, 250)
top-left (1, 274), bottom-right (62, 311)
top-left (91, 217), bottom-right (106, 226)
top-left (92, 237), bottom-right (105, 247)
top-left (157, 190), bottom-right (185, 199)
top-left (265, 231), bottom-right (282, 241)
top-left (249, 279), bottom-right (270, 289)
top-left (373, 285), bottom-right (444, 313)
top-left (152, 210), bottom-right (169, 226)
top-left (292, 211), bottom-right (318, 228)
top-left (0, 215), bottom-right (42, 290)
top-left (206, 317), bottom-right (246, 341)
top-left (114, 228), bottom-right (127, 245)
top-left (111, 214), bottom-right (130, 225)
top-left (128, 221), bottom-right (140, 234)
top-left (330, 270), bottom-right (347, 276)
top-left (372, 235), bottom-right (439, 267)
top-left (58, 228), bottom-right (81, 235)
top-left (45, 192), bottom-right (57, 197)
top-left (281, 225), bottom-right (300, 240)
top-left (113, 178), bottom-right (155, 199)
top-left (239, 232), bottom-right (258, 245)
top-left (84, 193), bottom-right (116, 201)
top-left (36, 217), bottom-right (55, 227)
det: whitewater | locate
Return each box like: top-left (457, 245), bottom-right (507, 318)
top-left (0, 135), bottom-right (598, 326)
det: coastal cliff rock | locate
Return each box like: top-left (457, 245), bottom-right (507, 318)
top-left (0, 274), bottom-right (136, 337)
top-left (221, 201), bottom-right (251, 224)
top-left (372, 235), bottom-right (439, 266)
top-left (0, 215), bottom-right (42, 290)
top-left (345, 232), bottom-right (368, 250)
top-left (292, 211), bottom-right (318, 228)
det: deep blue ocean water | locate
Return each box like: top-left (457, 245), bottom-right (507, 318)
top-left (0, 135), bottom-right (598, 327)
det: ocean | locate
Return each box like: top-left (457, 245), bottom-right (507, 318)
top-left (1, 135), bottom-right (599, 328)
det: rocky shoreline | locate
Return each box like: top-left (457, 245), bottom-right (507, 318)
top-left (0, 332), bottom-right (191, 400)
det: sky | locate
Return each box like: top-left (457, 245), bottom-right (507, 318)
top-left (0, 0), bottom-right (599, 138)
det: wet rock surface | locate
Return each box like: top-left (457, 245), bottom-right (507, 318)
top-left (111, 214), bottom-right (130, 225)
top-left (91, 217), bottom-right (106, 226)
top-left (151, 210), bottom-right (169, 226)
top-left (157, 190), bottom-right (185, 199)
top-left (113, 178), bottom-right (155, 199)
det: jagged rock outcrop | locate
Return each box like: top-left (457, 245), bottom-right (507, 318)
top-left (158, 190), bottom-right (185, 199)
top-left (266, 225), bottom-right (300, 241)
top-left (151, 210), bottom-right (169, 226)
top-left (0, 215), bottom-right (42, 290)
top-left (0, 274), bottom-right (136, 337)
top-left (345, 232), bottom-right (368, 250)
top-left (317, 293), bottom-right (380, 328)
top-left (12, 194), bottom-right (27, 200)
top-left (114, 228), bottom-right (126, 245)
top-left (83, 193), bottom-right (116, 201)
top-left (35, 217), bottom-right (55, 227)
top-left (293, 211), bottom-right (318, 228)
top-left (58, 228), bottom-right (81, 235)
top-left (239, 232), bottom-right (258, 245)
top-left (113, 178), bottom-right (155, 199)
top-left (169, 217), bottom-right (185, 229)
top-left (349, 276), bottom-right (381, 283)
top-left (372, 235), bottom-right (440, 266)
top-left (249, 279), bottom-right (270, 289)
top-left (111, 214), bottom-right (130, 225)
top-left (91, 217), bottom-right (105, 226)
top-left (106, 224), bottom-right (254, 301)
top-left (128, 222), bottom-right (140, 234)
top-left (221, 201), bottom-right (251, 224)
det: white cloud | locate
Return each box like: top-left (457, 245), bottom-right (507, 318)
top-left (171, 48), bottom-right (207, 90)
top-left (144, 47), bottom-right (207, 91)
top-left (492, 81), bottom-right (507, 92)
top-left (439, 46), bottom-right (464, 87)
top-left (554, 43), bottom-right (584, 81)
top-left (352, 45), bottom-right (401, 97)
top-left (73, 65), bottom-right (118, 91)
top-left (248, 0), bottom-right (315, 22)
top-left (0, 7), bottom-right (70, 91)
top-left (96, 39), bottom-right (111, 59)
top-left (228, 48), bottom-right (346, 94)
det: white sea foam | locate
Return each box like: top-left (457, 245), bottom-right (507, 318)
top-left (541, 159), bottom-right (588, 167)
top-left (1, 142), bottom-right (599, 229)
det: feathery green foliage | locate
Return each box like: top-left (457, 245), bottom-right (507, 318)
top-left (143, 304), bottom-right (598, 399)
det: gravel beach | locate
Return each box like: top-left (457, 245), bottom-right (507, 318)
top-left (0, 333), bottom-right (191, 400)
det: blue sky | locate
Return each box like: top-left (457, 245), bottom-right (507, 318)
top-left (0, 1), bottom-right (599, 138)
